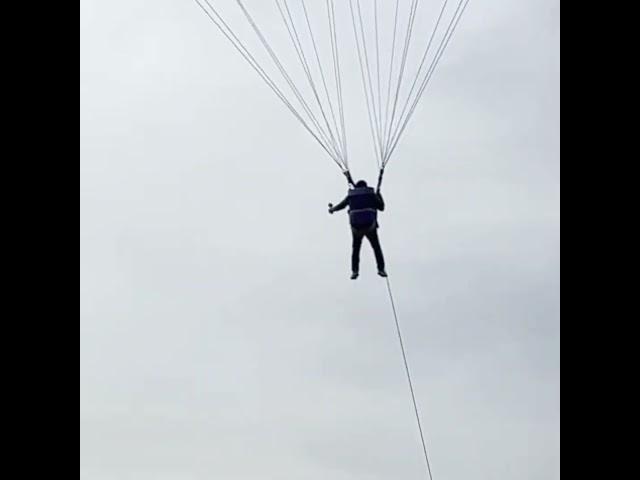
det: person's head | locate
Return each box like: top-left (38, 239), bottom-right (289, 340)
top-left (355, 180), bottom-right (368, 188)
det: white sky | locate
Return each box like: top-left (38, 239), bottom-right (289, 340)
top-left (81, 1), bottom-right (560, 479)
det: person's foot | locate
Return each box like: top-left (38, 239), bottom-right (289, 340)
top-left (351, 272), bottom-right (359, 280)
top-left (377, 269), bottom-right (388, 278)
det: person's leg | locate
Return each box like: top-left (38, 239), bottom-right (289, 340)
top-left (366, 228), bottom-right (386, 272)
top-left (352, 229), bottom-right (364, 274)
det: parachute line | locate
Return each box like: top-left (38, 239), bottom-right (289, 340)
top-left (349, 0), bottom-right (385, 168)
top-left (374, 0), bottom-right (383, 153)
top-left (384, 0), bottom-right (420, 163)
top-left (382, 0), bottom-right (402, 156)
top-left (382, 0), bottom-right (450, 162)
top-left (300, 0), bottom-right (346, 163)
top-left (234, 0), bottom-right (344, 161)
top-left (385, 0), bottom-right (470, 164)
top-left (193, 0), bottom-right (348, 170)
top-left (326, 0), bottom-right (348, 167)
top-left (192, 0), bottom-right (470, 177)
top-left (385, 275), bottom-right (435, 480)
top-left (276, 0), bottom-right (344, 161)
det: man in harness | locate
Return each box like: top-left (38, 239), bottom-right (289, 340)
top-left (329, 180), bottom-right (387, 280)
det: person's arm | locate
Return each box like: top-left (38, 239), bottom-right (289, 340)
top-left (329, 196), bottom-right (349, 214)
top-left (376, 192), bottom-right (385, 211)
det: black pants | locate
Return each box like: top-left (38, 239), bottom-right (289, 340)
top-left (352, 226), bottom-right (385, 273)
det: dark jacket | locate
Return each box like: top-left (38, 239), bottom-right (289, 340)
top-left (332, 187), bottom-right (385, 229)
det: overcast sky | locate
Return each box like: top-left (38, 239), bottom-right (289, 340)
top-left (80, 1), bottom-right (560, 479)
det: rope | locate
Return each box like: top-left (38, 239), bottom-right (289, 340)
top-left (235, 0), bottom-right (344, 162)
top-left (348, 0), bottom-right (384, 168)
top-left (326, 0), bottom-right (348, 167)
top-left (384, 0), bottom-right (420, 159)
top-left (382, 0), bottom-right (401, 155)
top-left (382, 0), bottom-right (450, 162)
top-left (193, 0), bottom-right (346, 170)
top-left (385, 276), bottom-right (434, 480)
top-left (385, 0), bottom-right (471, 165)
top-left (276, 0), bottom-right (345, 161)
top-left (374, 0), bottom-right (383, 149)
top-left (300, 0), bottom-right (345, 162)
top-left (193, 0), bottom-right (470, 180)
top-left (353, 0), bottom-right (385, 163)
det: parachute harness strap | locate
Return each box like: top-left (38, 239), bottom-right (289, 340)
top-left (342, 167), bottom-right (383, 190)
top-left (376, 167), bottom-right (385, 192)
top-left (343, 170), bottom-right (356, 188)
top-left (385, 275), bottom-right (434, 480)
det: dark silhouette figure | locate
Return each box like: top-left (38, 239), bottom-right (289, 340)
top-left (329, 180), bottom-right (387, 280)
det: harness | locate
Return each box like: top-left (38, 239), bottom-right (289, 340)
top-left (348, 187), bottom-right (378, 230)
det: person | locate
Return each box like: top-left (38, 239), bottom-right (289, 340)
top-left (329, 180), bottom-right (387, 280)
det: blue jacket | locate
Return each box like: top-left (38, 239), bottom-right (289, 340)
top-left (332, 187), bottom-right (385, 229)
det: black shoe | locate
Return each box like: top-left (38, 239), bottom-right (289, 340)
top-left (351, 272), bottom-right (359, 280)
top-left (377, 269), bottom-right (388, 278)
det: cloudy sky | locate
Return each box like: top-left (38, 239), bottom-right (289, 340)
top-left (80, 1), bottom-right (559, 479)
